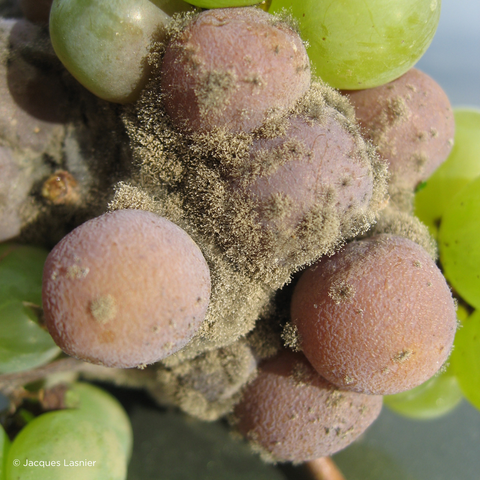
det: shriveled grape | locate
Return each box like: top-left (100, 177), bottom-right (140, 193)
top-left (42, 209), bottom-right (211, 368)
top-left (234, 350), bottom-right (382, 462)
top-left (238, 114), bottom-right (373, 231)
top-left (291, 234), bottom-right (457, 395)
top-left (344, 69), bottom-right (454, 190)
top-left (161, 7), bottom-right (310, 133)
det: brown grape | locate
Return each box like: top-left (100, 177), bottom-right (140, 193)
top-left (290, 234), bottom-right (457, 395)
top-left (161, 7), bottom-right (310, 134)
top-left (234, 350), bottom-right (382, 462)
top-left (239, 114), bottom-right (374, 231)
top-left (343, 69), bottom-right (455, 189)
top-left (42, 209), bottom-right (211, 368)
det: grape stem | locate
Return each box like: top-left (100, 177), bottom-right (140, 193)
top-left (306, 457), bottom-right (346, 480)
top-left (0, 358), bottom-right (90, 396)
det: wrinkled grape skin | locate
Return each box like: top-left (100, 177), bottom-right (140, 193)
top-left (291, 235), bottom-right (457, 395)
top-left (161, 7), bottom-right (310, 133)
top-left (269, 0), bottom-right (441, 90)
top-left (242, 115), bottom-right (373, 230)
top-left (42, 210), bottom-right (211, 368)
top-left (343, 69), bottom-right (454, 190)
top-left (439, 176), bottom-right (480, 310)
top-left (415, 109), bottom-right (480, 237)
top-left (234, 350), bottom-right (382, 462)
top-left (49, 0), bottom-right (193, 103)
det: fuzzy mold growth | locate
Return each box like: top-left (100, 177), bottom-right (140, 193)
top-left (105, 8), bottom-right (388, 419)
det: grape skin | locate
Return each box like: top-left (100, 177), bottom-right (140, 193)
top-left (161, 7), bottom-right (310, 133)
top-left (439, 176), bottom-right (480, 310)
top-left (42, 210), bottom-right (211, 368)
top-left (343, 68), bottom-right (455, 191)
top-left (239, 114), bottom-right (374, 231)
top-left (269, 0), bottom-right (441, 90)
top-left (5, 410), bottom-right (127, 480)
top-left (291, 234), bottom-right (457, 395)
top-left (234, 350), bottom-right (382, 462)
top-left (450, 309), bottom-right (480, 411)
top-left (415, 108), bottom-right (480, 237)
top-left (49, 0), bottom-right (193, 103)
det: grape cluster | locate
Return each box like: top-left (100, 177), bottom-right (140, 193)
top-left (0, 0), bottom-right (475, 474)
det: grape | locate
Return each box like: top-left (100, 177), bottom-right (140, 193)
top-left (269, 0), bottom-right (441, 90)
top-left (185, 0), bottom-right (258, 7)
top-left (343, 69), bottom-right (454, 191)
top-left (291, 235), bottom-right (457, 395)
top-left (234, 350), bottom-right (382, 462)
top-left (161, 7), bottom-right (310, 133)
top-left (42, 210), bottom-right (211, 368)
top-left (5, 410), bottom-right (127, 480)
top-left (384, 369), bottom-right (462, 420)
top-left (415, 109), bottom-right (480, 237)
top-left (49, 0), bottom-right (194, 103)
top-left (241, 114), bottom-right (374, 231)
top-left (66, 383), bottom-right (133, 459)
top-left (438, 176), bottom-right (480, 310)
top-left (0, 301), bottom-right (60, 374)
top-left (0, 424), bottom-right (10, 480)
top-left (450, 309), bottom-right (480, 411)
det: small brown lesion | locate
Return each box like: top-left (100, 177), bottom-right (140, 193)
top-left (328, 280), bottom-right (355, 304)
top-left (41, 170), bottom-right (79, 205)
top-left (393, 349), bottom-right (413, 364)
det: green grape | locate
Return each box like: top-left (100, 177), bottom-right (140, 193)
top-left (415, 109), bottom-right (480, 237)
top-left (0, 425), bottom-right (10, 480)
top-left (438, 176), bottom-right (480, 309)
top-left (49, 0), bottom-right (194, 103)
top-left (65, 383), bottom-right (133, 460)
top-left (268, 0), bottom-right (440, 90)
top-left (0, 302), bottom-right (60, 374)
top-left (5, 410), bottom-right (127, 480)
top-left (384, 369), bottom-right (462, 420)
top-left (450, 310), bottom-right (480, 411)
top-left (0, 244), bottom-right (48, 306)
top-left (185, 0), bottom-right (258, 7)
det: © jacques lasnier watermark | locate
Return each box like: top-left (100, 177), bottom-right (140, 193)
top-left (13, 459), bottom-right (97, 467)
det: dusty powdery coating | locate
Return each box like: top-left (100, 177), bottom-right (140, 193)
top-left (233, 350), bottom-right (382, 462)
top-left (42, 209), bottom-right (211, 368)
top-left (291, 234), bottom-right (457, 395)
top-left (240, 114), bottom-right (374, 232)
top-left (344, 68), bottom-right (455, 191)
top-left (161, 7), bottom-right (310, 134)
